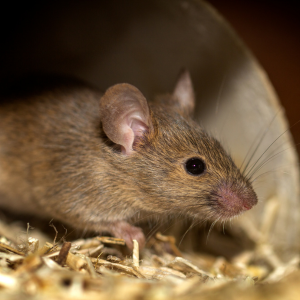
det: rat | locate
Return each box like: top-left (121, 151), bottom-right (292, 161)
top-left (0, 70), bottom-right (258, 249)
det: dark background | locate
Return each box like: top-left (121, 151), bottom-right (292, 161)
top-left (1, 0), bottom-right (299, 149)
top-left (208, 0), bottom-right (300, 148)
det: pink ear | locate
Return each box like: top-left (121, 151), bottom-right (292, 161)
top-left (173, 69), bottom-right (195, 116)
top-left (99, 83), bottom-right (151, 155)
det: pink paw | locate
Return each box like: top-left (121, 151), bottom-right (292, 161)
top-left (111, 221), bottom-right (145, 250)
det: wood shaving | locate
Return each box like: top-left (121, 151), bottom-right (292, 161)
top-left (0, 227), bottom-right (299, 299)
top-left (132, 239), bottom-right (139, 267)
top-left (96, 237), bottom-right (126, 245)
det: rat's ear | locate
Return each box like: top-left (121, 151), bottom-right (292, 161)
top-left (99, 83), bottom-right (151, 155)
top-left (172, 69), bottom-right (195, 117)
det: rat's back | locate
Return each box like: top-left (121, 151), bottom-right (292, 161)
top-left (0, 71), bottom-right (258, 249)
top-left (0, 77), bottom-right (104, 215)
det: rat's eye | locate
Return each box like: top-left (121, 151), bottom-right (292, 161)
top-left (185, 158), bottom-right (206, 176)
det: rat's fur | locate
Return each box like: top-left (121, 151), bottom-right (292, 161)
top-left (0, 73), bottom-right (257, 248)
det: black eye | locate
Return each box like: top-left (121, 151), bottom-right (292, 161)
top-left (185, 158), bottom-right (206, 176)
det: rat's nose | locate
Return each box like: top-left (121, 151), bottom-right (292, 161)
top-left (214, 183), bottom-right (258, 218)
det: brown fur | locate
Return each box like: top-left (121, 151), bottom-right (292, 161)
top-left (0, 75), bottom-right (257, 249)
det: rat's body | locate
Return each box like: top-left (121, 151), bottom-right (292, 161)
top-left (0, 72), bottom-right (257, 248)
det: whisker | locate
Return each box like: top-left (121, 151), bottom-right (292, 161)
top-left (145, 221), bottom-right (164, 244)
top-left (244, 119), bottom-right (300, 179)
top-left (250, 167), bottom-right (288, 184)
top-left (222, 220), bottom-right (226, 234)
top-left (179, 221), bottom-right (196, 247)
top-left (206, 217), bottom-right (220, 245)
top-left (241, 109), bottom-right (282, 175)
top-left (248, 142), bottom-right (300, 180)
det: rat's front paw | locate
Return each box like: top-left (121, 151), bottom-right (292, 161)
top-left (111, 221), bottom-right (145, 250)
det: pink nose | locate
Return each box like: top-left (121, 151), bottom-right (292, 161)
top-left (216, 184), bottom-right (258, 216)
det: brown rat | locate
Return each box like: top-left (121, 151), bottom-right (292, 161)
top-left (0, 71), bottom-right (258, 249)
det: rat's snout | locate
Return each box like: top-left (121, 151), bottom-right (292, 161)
top-left (213, 183), bottom-right (258, 218)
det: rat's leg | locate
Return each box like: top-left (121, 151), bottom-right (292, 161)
top-left (97, 220), bottom-right (145, 250)
top-left (110, 221), bottom-right (145, 250)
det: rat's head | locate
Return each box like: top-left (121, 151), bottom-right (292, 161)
top-left (99, 70), bottom-right (258, 222)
